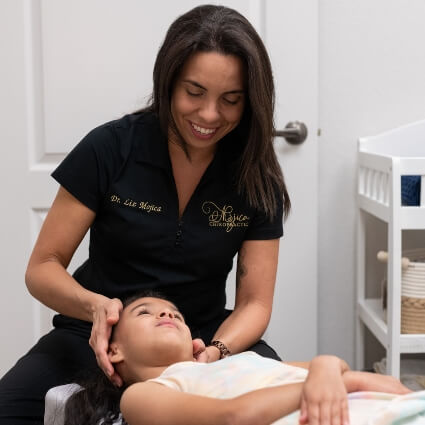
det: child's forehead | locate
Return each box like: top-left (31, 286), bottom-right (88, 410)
top-left (125, 297), bottom-right (178, 312)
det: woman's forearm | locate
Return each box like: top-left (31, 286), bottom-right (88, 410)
top-left (212, 301), bottom-right (271, 355)
top-left (25, 186), bottom-right (106, 323)
top-left (25, 259), bottom-right (108, 322)
top-left (209, 239), bottom-right (278, 357)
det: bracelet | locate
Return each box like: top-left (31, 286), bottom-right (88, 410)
top-left (210, 340), bottom-right (231, 359)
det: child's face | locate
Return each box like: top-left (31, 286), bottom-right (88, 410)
top-left (109, 297), bottom-right (195, 371)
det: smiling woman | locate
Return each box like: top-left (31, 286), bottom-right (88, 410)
top-left (0, 5), bottom-right (291, 424)
top-left (170, 52), bottom-right (246, 155)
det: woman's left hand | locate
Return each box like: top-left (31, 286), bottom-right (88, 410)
top-left (299, 356), bottom-right (349, 425)
top-left (194, 344), bottom-right (221, 363)
top-left (192, 338), bottom-right (206, 361)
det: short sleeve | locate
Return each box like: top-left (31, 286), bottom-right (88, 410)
top-left (244, 194), bottom-right (284, 240)
top-left (51, 122), bottom-right (126, 212)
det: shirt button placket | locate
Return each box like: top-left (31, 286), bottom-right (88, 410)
top-left (175, 220), bottom-right (183, 246)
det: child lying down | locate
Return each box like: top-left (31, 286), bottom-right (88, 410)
top-left (56, 292), bottom-right (424, 425)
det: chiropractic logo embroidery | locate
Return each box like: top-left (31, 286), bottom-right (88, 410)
top-left (110, 194), bottom-right (162, 213)
top-left (202, 201), bottom-right (249, 232)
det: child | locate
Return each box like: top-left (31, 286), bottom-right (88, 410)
top-left (63, 292), bottom-right (416, 425)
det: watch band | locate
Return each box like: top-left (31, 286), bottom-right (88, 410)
top-left (210, 340), bottom-right (231, 359)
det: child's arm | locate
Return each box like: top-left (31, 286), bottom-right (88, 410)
top-left (120, 358), bottom-right (411, 425)
top-left (296, 356), bottom-right (411, 425)
top-left (120, 380), bottom-right (304, 425)
top-left (343, 370), bottom-right (411, 394)
top-left (297, 355), bottom-right (350, 425)
top-left (284, 356), bottom-right (350, 372)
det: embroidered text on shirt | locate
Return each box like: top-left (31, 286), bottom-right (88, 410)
top-left (110, 194), bottom-right (162, 213)
top-left (202, 201), bottom-right (249, 232)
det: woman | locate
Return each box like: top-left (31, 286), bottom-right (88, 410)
top-left (0, 4), bottom-right (289, 424)
top-left (60, 292), bottom-right (412, 425)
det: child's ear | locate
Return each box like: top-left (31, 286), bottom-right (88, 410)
top-left (108, 342), bottom-right (124, 364)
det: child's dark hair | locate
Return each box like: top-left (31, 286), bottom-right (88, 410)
top-left (64, 289), bottom-right (167, 425)
top-left (64, 369), bottom-right (126, 425)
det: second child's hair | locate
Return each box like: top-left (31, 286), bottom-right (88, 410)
top-left (142, 4), bottom-right (290, 220)
top-left (64, 290), bottom-right (167, 425)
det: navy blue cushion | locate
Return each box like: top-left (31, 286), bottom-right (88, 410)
top-left (401, 176), bottom-right (421, 206)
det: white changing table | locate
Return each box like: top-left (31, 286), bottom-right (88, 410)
top-left (356, 119), bottom-right (425, 378)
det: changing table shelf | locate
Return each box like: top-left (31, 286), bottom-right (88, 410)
top-left (356, 119), bottom-right (425, 378)
top-left (358, 299), bottom-right (425, 353)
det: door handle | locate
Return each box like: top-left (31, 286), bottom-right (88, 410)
top-left (274, 121), bottom-right (308, 145)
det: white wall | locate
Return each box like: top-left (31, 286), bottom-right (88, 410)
top-left (318, 0), bottom-right (425, 365)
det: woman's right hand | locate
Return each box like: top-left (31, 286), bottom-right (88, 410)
top-left (89, 297), bottom-right (124, 386)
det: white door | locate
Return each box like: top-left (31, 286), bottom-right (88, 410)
top-left (265, 1), bottom-right (318, 360)
top-left (0, 0), bottom-right (318, 377)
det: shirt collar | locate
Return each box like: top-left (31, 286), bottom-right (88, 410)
top-left (135, 112), bottom-right (171, 170)
top-left (134, 112), bottom-right (240, 181)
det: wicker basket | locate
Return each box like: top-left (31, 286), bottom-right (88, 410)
top-left (401, 296), bottom-right (425, 333)
top-left (401, 249), bottom-right (425, 334)
top-left (380, 248), bottom-right (425, 334)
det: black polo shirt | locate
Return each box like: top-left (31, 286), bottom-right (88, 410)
top-left (52, 112), bottom-right (283, 333)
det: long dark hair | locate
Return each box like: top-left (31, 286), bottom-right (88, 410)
top-left (64, 290), bottom-right (169, 425)
top-left (64, 369), bottom-right (125, 425)
top-left (142, 4), bottom-right (290, 220)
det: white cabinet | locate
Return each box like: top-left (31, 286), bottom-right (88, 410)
top-left (356, 120), bottom-right (425, 378)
